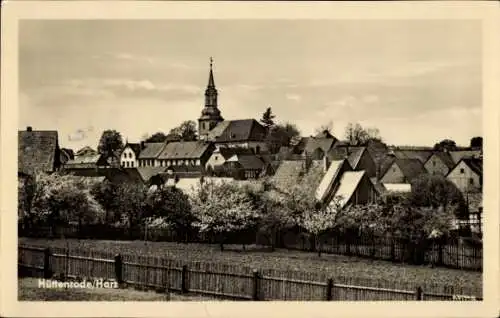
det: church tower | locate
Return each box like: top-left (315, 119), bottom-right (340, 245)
top-left (198, 57), bottom-right (224, 140)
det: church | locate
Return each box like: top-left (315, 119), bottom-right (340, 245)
top-left (198, 58), bottom-right (268, 154)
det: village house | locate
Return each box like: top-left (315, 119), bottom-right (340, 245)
top-left (424, 151), bottom-right (456, 176)
top-left (379, 158), bottom-right (426, 184)
top-left (326, 146), bottom-right (377, 178)
top-left (137, 142), bottom-right (166, 167)
top-left (18, 126), bottom-right (61, 177)
top-left (75, 146), bottom-right (98, 157)
top-left (156, 141), bottom-right (214, 168)
top-left (223, 153), bottom-right (265, 179)
top-left (120, 142), bottom-right (142, 168)
top-left (446, 157), bottom-right (483, 194)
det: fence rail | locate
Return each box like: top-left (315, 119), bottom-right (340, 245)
top-left (18, 245), bottom-right (481, 301)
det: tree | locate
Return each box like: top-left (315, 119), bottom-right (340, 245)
top-left (115, 183), bottom-right (149, 239)
top-left (410, 174), bottom-right (467, 218)
top-left (18, 174), bottom-right (36, 229)
top-left (98, 130), bottom-right (124, 158)
top-left (90, 181), bottom-right (121, 224)
top-left (260, 107), bottom-right (276, 130)
top-left (301, 198), bottom-right (342, 257)
top-left (345, 122), bottom-right (381, 146)
top-left (145, 186), bottom-right (194, 242)
top-left (314, 120), bottom-right (334, 137)
top-left (30, 173), bottom-right (105, 237)
top-left (143, 132), bottom-right (168, 143)
top-left (470, 136), bottom-right (482, 149)
top-left (169, 120), bottom-right (197, 141)
top-left (266, 123), bottom-right (301, 153)
top-left (433, 139), bottom-right (457, 152)
top-left (190, 180), bottom-right (260, 251)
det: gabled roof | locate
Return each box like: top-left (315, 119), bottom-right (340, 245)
top-left (226, 154), bottom-right (264, 170)
top-left (206, 121), bottom-right (231, 141)
top-left (66, 167), bottom-right (143, 184)
top-left (449, 150), bottom-right (482, 164)
top-left (303, 137), bottom-right (336, 155)
top-left (327, 146), bottom-right (366, 169)
top-left (18, 130), bottom-right (59, 175)
top-left (314, 130), bottom-right (335, 139)
top-left (461, 157), bottom-right (483, 176)
top-left (76, 146), bottom-right (97, 157)
top-left (392, 149), bottom-right (433, 163)
top-left (272, 160), bottom-right (306, 191)
top-left (138, 142), bottom-right (166, 159)
top-left (124, 143), bottom-right (142, 157)
top-left (315, 159), bottom-right (349, 202)
top-left (158, 141), bottom-right (212, 160)
top-left (394, 158), bottom-right (426, 181)
top-left (427, 151), bottom-right (456, 170)
top-left (214, 119), bottom-right (267, 143)
top-left (135, 167), bottom-right (168, 183)
top-left (61, 148), bottom-right (75, 160)
top-left (333, 171), bottom-right (366, 209)
top-left (64, 154), bottom-right (108, 169)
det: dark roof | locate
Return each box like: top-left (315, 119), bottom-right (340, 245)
top-left (124, 143), bottom-right (142, 157)
top-left (449, 150), bottom-right (482, 164)
top-left (218, 147), bottom-right (255, 160)
top-left (135, 167), bottom-right (168, 182)
top-left (303, 137), bottom-right (336, 155)
top-left (18, 130), bottom-right (59, 175)
top-left (226, 154), bottom-right (264, 170)
top-left (214, 119), bottom-right (267, 143)
top-left (158, 141), bottom-right (212, 160)
top-left (394, 158), bottom-right (426, 180)
top-left (429, 151), bottom-right (456, 170)
top-left (392, 150), bottom-right (433, 163)
top-left (138, 142), bottom-right (166, 159)
top-left (327, 146), bottom-right (366, 169)
top-left (65, 167), bottom-right (143, 184)
top-left (462, 157), bottom-right (483, 176)
top-left (64, 154), bottom-right (108, 169)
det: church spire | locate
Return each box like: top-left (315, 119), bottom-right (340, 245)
top-left (208, 57), bottom-right (215, 87)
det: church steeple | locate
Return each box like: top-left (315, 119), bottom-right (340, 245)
top-left (199, 57), bottom-right (223, 140)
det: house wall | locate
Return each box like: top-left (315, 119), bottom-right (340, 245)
top-left (380, 162), bottom-right (406, 184)
top-left (214, 141), bottom-right (267, 154)
top-left (120, 147), bottom-right (138, 168)
top-left (205, 151), bottom-right (227, 169)
top-left (447, 161), bottom-right (482, 193)
top-left (424, 155), bottom-right (449, 176)
top-left (349, 174), bottom-right (378, 205)
top-left (355, 151), bottom-right (377, 178)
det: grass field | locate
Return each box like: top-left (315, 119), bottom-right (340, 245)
top-left (18, 278), bottom-right (216, 301)
top-left (19, 237), bottom-right (482, 297)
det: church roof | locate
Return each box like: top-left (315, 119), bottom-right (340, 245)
top-left (214, 119), bottom-right (267, 143)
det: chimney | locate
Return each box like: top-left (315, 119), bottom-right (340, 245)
top-left (323, 154), bottom-right (330, 172)
top-left (27, 126), bottom-right (32, 132)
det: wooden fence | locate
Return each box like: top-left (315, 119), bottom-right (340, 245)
top-left (280, 231), bottom-right (483, 271)
top-left (18, 245), bottom-right (481, 301)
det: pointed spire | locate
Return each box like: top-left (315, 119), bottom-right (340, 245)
top-left (208, 56), bottom-right (215, 87)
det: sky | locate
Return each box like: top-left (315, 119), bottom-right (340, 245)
top-left (19, 20), bottom-right (482, 151)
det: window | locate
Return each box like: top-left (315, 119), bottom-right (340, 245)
top-left (215, 156), bottom-right (218, 161)
top-left (469, 178), bottom-right (474, 185)
top-left (393, 167), bottom-right (396, 172)
top-left (131, 162), bottom-right (134, 168)
top-left (460, 168), bottom-right (465, 174)
top-left (432, 161), bottom-right (436, 166)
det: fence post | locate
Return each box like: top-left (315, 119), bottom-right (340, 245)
top-left (181, 265), bottom-right (188, 294)
top-left (252, 269), bottom-right (261, 301)
top-left (416, 286), bottom-right (423, 300)
top-left (114, 254), bottom-right (123, 287)
top-left (43, 248), bottom-right (52, 279)
top-left (325, 278), bottom-right (334, 301)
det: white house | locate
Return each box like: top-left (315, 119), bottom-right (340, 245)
top-left (120, 143), bottom-right (142, 168)
top-left (446, 157), bottom-right (482, 193)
